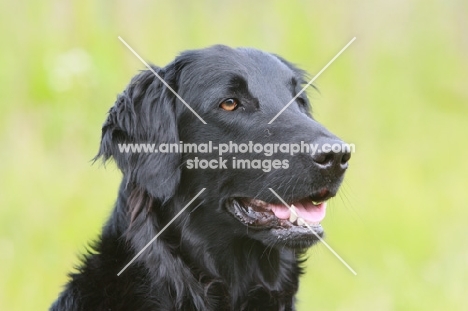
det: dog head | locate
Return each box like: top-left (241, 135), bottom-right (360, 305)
top-left (97, 45), bottom-right (350, 250)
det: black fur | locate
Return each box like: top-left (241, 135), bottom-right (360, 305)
top-left (51, 45), bottom-right (349, 310)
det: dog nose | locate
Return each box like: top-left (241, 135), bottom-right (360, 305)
top-left (312, 141), bottom-right (351, 174)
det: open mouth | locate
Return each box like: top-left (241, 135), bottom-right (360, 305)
top-left (227, 197), bottom-right (327, 233)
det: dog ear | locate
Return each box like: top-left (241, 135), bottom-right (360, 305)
top-left (96, 65), bottom-right (181, 203)
top-left (273, 54), bottom-right (315, 115)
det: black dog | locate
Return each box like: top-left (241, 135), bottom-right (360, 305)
top-left (51, 45), bottom-right (350, 310)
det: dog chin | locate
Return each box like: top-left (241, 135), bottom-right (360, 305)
top-left (225, 198), bottom-right (326, 249)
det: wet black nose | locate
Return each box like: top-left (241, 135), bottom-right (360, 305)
top-left (312, 141), bottom-right (351, 174)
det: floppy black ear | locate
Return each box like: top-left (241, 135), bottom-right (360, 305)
top-left (273, 54), bottom-right (315, 114)
top-left (96, 65), bottom-right (181, 203)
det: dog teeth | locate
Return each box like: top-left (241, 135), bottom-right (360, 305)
top-left (289, 205), bottom-right (298, 223)
top-left (311, 200), bottom-right (323, 206)
top-left (297, 218), bottom-right (306, 226)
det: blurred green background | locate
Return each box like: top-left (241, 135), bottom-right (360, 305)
top-left (1, 0), bottom-right (467, 310)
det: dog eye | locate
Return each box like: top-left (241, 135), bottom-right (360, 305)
top-left (219, 98), bottom-right (239, 111)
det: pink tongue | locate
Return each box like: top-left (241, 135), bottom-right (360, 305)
top-left (270, 200), bottom-right (327, 223)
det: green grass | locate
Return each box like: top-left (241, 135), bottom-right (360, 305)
top-left (1, 0), bottom-right (467, 310)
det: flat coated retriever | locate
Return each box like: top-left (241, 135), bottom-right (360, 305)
top-left (51, 45), bottom-right (350, 311)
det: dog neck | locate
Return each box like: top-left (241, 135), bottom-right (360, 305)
top-left (107, 179), bottom-right (301, 309)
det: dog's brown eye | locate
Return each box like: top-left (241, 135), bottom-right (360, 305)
top-left (220, 98), bottom-right (238, 111)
